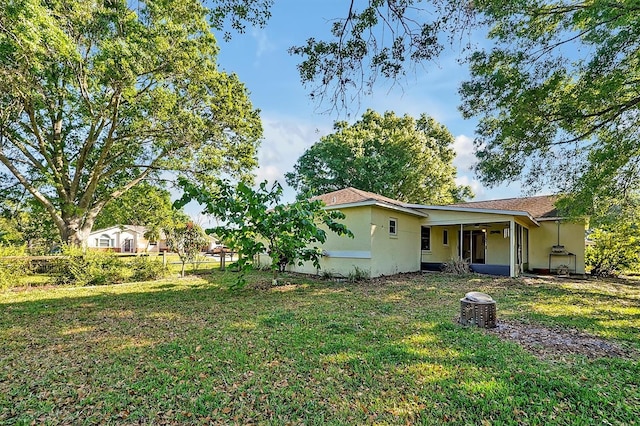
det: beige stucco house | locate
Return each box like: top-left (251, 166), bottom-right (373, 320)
top-left (267, 187), bottom-right (586, 278)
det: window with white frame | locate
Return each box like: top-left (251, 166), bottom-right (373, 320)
top-left (98, 234), bottom-right (113, 248)
top-left (443, 229), bottom-right (449, 246)
top-left (389, 218), bottom-right (398, 236)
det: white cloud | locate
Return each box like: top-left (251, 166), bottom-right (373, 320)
top-left (455, 175), bottom-right (485, 199)
top-left (452, 134), bottom-right (477, 171)
top-left (251, 28), bottom-right (276, 58)
top-left (254, 114), bottom-right (333, 202)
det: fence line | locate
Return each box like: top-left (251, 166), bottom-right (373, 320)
top-left (0, 252), bottom-right (237, 274)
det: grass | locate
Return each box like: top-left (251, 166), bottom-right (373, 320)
top-left (1, 272), bottom-right (639, 425)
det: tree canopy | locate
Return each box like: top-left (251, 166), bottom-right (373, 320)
top-left (459, 1), bottom-right (640, 216)
top-left (93, 183), bottom-right (189, 233)
top-left (286, 1), bottom-right (639, 216)
top-left (285, 109), bottom-right (472, 204)
top-left (288, 0), bottom-right (470, 111)
top-left (0, 0), bottom-right (262, 246)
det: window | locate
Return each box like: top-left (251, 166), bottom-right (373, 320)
top-left (443, 229), bottom-right (449, 246)
top-left (98, 234), bottom-right (112, 248)
top-left (421, 227), bottom-right (431, 250)
top-left (389, 218), bottom-right (398, 236)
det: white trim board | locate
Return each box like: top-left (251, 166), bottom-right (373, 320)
top-left (324, 250), bottom-right (372, 259)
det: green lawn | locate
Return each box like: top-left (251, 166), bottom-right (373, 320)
top-left (1, 272), bottom-right (638, 424)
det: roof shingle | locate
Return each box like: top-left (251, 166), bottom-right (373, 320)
top-left (312, 187), bottom-right (560, 219)
top-left (449, 195), bottom-right (560, 219)
top-left (311, 187), bottom-right (407, 208)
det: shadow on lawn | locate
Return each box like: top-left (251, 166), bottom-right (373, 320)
top-left (1, 274), bottom-right (639, 424)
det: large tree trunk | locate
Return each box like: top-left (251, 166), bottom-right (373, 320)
top-left (59, 215), bottom-right (95, 247)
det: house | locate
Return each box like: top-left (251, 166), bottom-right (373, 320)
top-left (86, 225), bottom-right (167, 253)
top-left (264, 187), bottom-right (586, 278)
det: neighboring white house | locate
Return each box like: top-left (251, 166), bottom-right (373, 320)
top-left (86, 225), bottom-right (166, 253)
top-left (87, 225), bottom-right (219, 253)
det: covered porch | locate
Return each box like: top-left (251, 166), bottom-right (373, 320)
top-left (418, 216), bottom-right (535, 277)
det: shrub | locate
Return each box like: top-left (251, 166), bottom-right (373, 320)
top-left (54, 246), bottom-right (129, 286)
top-left (586, 227), bottom-right (640, 277)
top-left (130, 256), bottom-right (169, 281)
top-left (0, 245), bottom-right (31, 290)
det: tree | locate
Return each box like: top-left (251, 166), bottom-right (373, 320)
top-left (0, 0), bottom-right (262, 246)
top-left (175, 178), bottom-right (353, 288)
top-left (584, 195), bottom-right (640, 277)
top-left (164, 221), bottom-right (210, 278)
top-left (288, 2), bottom-right (639, 216)
top-left (586, 223), bottom-right (640, 277)
top-left (0, 191), bottom-right (60, 252)
top-left (288, 0), bottom-right (470, 111)
top-left (285, 109), bottom-right (472, 204)
top-left (93, 182), bottom-right (190, 237)
top-left (459, 2), bottom-right (640, 217)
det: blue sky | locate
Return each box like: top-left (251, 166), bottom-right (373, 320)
top-left (192, 1), bottom-right (532, 219)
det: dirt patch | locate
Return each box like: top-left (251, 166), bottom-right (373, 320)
top-left (484, 319), bottom-right (639, 361)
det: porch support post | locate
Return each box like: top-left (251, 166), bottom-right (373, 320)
top-left (509, 219), bottom-right (516, 277)
top-left (459, 224), bottom-right (463, 260)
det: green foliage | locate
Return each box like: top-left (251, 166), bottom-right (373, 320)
top-left (286, 109), bottom-right (472, 204)
top-left (289, 1), bottom-right (464, 109)
top-left (93, 183), bottom-right (189, 232)
top-left (0, 217), bottom-right (22, 245)
top-left (175, 178), bottom-right (353, 288)
top-left (208, 0), bottom-right (273, 41)
top-left (54, 246), bottom-right (129, 286)
top-left (130, 256), bottom-right (169, 282)
top-left (0, 194), bottom-right (60, 252)
top-left (347, 266), bottom-right (369, 283)
top-left (586, 225), bottom-right (640, 277)
top-left (0, 245), bottom-right (30, 290)
top-left (163, 222), bottom-right (210, 278)
top-left (0, 0), bottom-right (262, 245)
top-left (459, 2), bottom-right (640, 215)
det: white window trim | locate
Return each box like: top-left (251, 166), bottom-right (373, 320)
top-left (443, 229), bottom-right (449, 246)
top-left (98, 234), bottom-right (113, 248)
top-left (389, 217), bottom-right (398, 237)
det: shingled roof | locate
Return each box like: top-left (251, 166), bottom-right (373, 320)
top-left (312, 187), bottom-right (407, 209)
top-left (449, 195), bottom-right (560, 219)
top-left (313, 188), bottom-right (560, 220)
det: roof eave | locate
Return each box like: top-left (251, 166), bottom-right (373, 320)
top-left (403, 204), bottom-right (540, 226)
top-left (324, 200), bottom-right (430, 218)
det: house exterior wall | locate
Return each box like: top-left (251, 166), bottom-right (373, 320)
top-left (419, 225), bottom-right (460, 264)
top-left (258, 202), bottom-right (586, 279)
top-left (528, 220), bottom-right (586, 274)
top-left (260, 206), bottom-right (375, 277)
top-left (370, 207), bottom-right (422, 277)
top-left (486, 229), bottom-right (510, 265)
top-left (87, 226), bottom-right (154, 253)
top-left (419, 210), bottom-right (524, 270)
